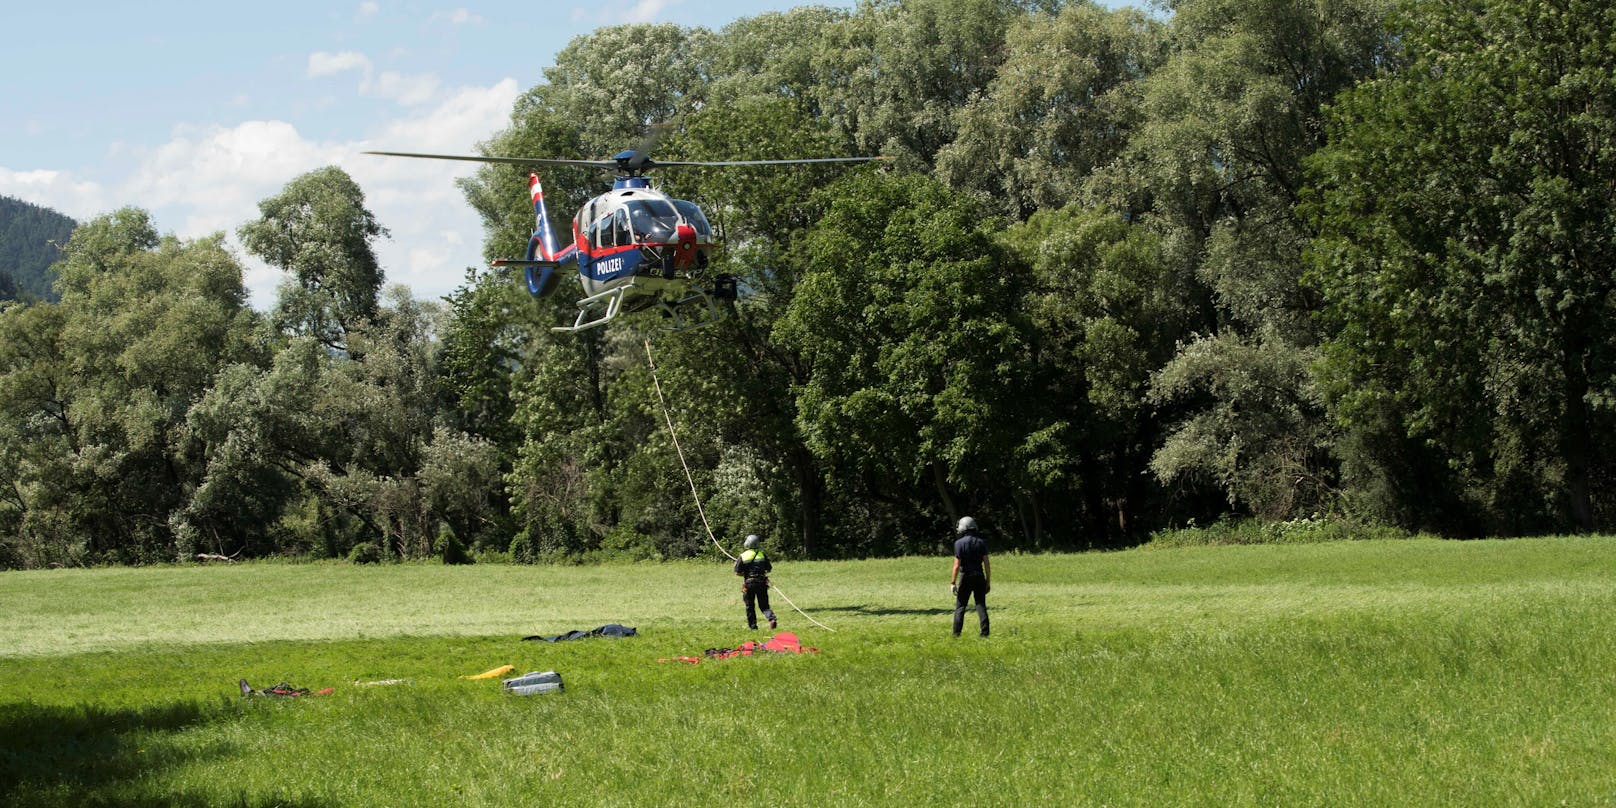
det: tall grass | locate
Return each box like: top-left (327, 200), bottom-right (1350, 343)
top-left (4, 537), bottom-right (1616, 805)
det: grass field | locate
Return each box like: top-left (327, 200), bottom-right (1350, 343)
top-left (5, 536), bottom-right (1616, 806)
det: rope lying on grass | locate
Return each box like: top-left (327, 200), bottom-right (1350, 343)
top-left (643, 337), bottom-right (834, 633)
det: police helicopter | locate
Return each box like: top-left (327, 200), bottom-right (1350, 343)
top-left (365, 146), bottom-right (890, 332)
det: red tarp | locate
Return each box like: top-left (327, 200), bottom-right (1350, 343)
top-left (658, 632), bottom-right (820, 664)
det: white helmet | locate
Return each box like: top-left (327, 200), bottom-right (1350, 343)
top-left (957, 516), bottom-right (977, 534)
top-left (744, 534), bottom-right (760, 549)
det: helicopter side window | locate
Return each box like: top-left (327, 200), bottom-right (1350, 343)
top-left (575, 202), bottom-right (596, 245)
top-left (590, 211), bottom-right (613, 248)
top-left (611, 209), bottom-right (631, 246)
top-left (671, 200), bottom-right (711, 239)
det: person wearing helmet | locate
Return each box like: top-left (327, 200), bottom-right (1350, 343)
top-left (734, 533), bottom-right (777, 630)
top-left (949, 516), bottom-right (990, 637)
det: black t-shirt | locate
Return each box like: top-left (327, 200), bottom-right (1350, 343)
top-left (954, 533), bottom-right (988, 576)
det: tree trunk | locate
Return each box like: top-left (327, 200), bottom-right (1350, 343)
top-left (1012, 490), bottom-right (1032, 545)
top-left (1560, 329), bottom-right (1595, 532)
top-left (931, 460), bottom-right (958, 527)
top-left (792, 446), bottom-right (821, 558)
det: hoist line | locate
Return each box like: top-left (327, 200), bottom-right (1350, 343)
top-left (642, 337), bottom-right (835, 632)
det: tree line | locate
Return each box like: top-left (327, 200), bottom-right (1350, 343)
top-left (2, 0), bottom-right (1612, 568)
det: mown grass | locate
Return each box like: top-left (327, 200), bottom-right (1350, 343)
top-left (4, 537), bottom-right (1616, 805)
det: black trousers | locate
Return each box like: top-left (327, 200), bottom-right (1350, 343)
top-left (743, 580), bottom-right (775, 628)
top-left (954, 573), bottom-right (989, 637)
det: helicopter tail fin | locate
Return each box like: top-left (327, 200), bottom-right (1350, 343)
top-left (529, 172), bottom-right (561, 261)
top-left (500, 172), bottom-right (573, 298)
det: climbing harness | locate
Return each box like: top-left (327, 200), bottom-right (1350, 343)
top-left (643, 338), bottom-right (835, 632)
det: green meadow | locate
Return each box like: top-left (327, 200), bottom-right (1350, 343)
top-left (5, 537), bottom-right (1616, 806)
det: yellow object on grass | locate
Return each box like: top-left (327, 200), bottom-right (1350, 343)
top-left (460, 664), bottom-right (514, 680)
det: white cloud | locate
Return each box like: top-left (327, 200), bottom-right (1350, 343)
top-left (308, 50), bottom-right (445, 108)
top-left (4, 79), bottom-right (521, 311)
top-left (357, 1), bottom-right (380, 19)
top-left (624, 0), bottom-right (677, 22)
top-left (570, 0), bottom-right (681, 24)
top-left (0, 167), bottom-right (107, 222)
top-left (369, 71), bottom-right (442, 106)
top-left (351, 79), bottom-right (523, 299)
top-left (307, 51), bottom-right (372, 78)
top-left (362, 78), bottom-right (520, 155)
top-left (431, 8), bottom-right (485, 25)
top-left (126, 120), bottom-right (339, 212)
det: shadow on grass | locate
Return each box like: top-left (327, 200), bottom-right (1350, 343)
top-left (0, 700), bottom-right (328, 807)
top-left (815, 604), bottom-right (954, 617)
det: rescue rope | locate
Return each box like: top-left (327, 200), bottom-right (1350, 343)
top-left (643, 337), bottom-right (835, 632)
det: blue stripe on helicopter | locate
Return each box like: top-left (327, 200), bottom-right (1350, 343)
top-left (585, 245), bottom-right (643, 281)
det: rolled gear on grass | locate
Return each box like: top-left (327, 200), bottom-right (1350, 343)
top-left (523, 623), bottom-right (637, 642)
top-left (503, 670), bottom-right (564, 696)
top-left (239, 679), bottom-right (333, 697)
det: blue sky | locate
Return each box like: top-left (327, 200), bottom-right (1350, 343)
top-left (1, 1), bottom-right (1131, 307)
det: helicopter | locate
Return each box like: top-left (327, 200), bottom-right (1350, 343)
top-left (365, 146), bottom-right (890, 332)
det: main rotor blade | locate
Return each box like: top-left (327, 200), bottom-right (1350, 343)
top-left (364, 150), bottom-right (615, 170)
top-left (651, 156), bottom-right (895, 168)
top-left (365, 150), bottom-right (894, 172)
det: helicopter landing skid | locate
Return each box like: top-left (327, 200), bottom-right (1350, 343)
top-left (552, 279), bottom-right (732, 333)
top-left (553, 284), bottom-right (629, 333)
top-left (656, 291), bottom-right (726, 332)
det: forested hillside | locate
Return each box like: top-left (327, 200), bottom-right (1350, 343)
top-left (1, 0), bottom-right (1612, 569)
top-left (0, 195), bottom-right (74, 302)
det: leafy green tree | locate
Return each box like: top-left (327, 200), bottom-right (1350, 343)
top-left (1004, 205), bottom-right (1199, 540)
top-left (179, 339), bottom-right (323, 557)
top-left (817, 0), bottom-right (1030, 168)
top-left (660, 96), bottom-right (855, 243)
top-left (937, 2), bottom-right (1167, 220)
top-left (436, 267), bottom-right (526, 449)
top-left (0, 300), bottom-right (70, 566)
top-left (1307, 0), bottom-right (1616, 533)
top-left (640, 95), bottom-right (874, 558)
top-left (459, 23), bottom-right (748, 561)
top-left (706, 6), bottom-right (851, 112)
top-left (186, 166), bottom-right (516, 561)
top-left (240, 166), bottom-right (387, 351)
top-left (183, 288), bottom-right (488, 560)
top-left (504, 329), bottom-right (612, 559)
top-left (543, 23), bottom-right (715, 149)
top-left (1073, 0), bottom-right (1394, 520)
top-left (777, 171), bottom-right (1034, 553)
top-left (1148, 328), bottom-right (1335, 519)
top-left (0, 208), bottom-right (260, 565)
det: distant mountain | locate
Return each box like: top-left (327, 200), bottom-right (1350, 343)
top-left (0, 196), bottom-right (77, 303)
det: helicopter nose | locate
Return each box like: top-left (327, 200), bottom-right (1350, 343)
top-left (673, 223), bottom-right (698, 272)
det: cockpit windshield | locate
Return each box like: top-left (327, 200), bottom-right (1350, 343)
top-left (625, 200), bottom-right (679, 242)
top-left (671, 200), bottom-right (711, 238)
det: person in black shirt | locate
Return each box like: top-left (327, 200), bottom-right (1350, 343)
top-left (733, 533), bottom-right (777, 630)
top-left (950, 516), bottom-right (990, 637)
